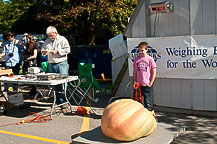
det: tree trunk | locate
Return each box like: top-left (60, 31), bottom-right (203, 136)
top-left (88, 22), bottom-right (95, 46)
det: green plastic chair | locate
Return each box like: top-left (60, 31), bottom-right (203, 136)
top-left (68, 62), bottom-right (101, 105)
top-left (78, 63), bottom-right (100, 90)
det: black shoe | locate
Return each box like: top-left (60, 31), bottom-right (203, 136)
top-left (61, 104), bottom-right (70, 113)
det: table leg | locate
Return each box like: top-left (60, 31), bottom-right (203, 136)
top-left (63, 82), bottom-right (72, 112)
top-left (50, 83), bottom-right (72, 117)
top-left (50, 86), bottom-right (56, 119)
top-left (34, 85), bottom-right (39, 99)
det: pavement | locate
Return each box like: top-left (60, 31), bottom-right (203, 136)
top-left (155, 111), bottom-right (217, 144)
top-left (0, 86), bottom-right (217, 144)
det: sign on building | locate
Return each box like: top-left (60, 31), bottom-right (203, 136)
top-left (128, 35), bottom-right (217, 79)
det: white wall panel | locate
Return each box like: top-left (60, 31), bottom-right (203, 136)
top-left (177, 0), bottom-right (190, 35)
top-left (202, 0), bottom-right (215, 34)
top-left (204, 80), bottom-right (217, 111)
top-left (131, 17), bottom-right (140, 38)
top-left (115, 67), bottom-right (131, 98)
top-left (161, 79), bottom-right (172, 107)
top-left (190, 0), bottom-right (203, 35)
top-left (150, 0), bottom-right (162, 37)
top-left (171, 79), bottom-right (182, 108)
top-left (153, 78), bottom-right (162, 105)
top-left (111, 55), bottom-right (127, 84)
top-left (216, 0), bottom-right (217, 34)
top-left (192, 80), bottom-right (205, 110)
top-left (181, 79), bottom-right (192, 109)
top-left (150, 13), bottom-right (157, 37)
top-left (158, 13), bottom-right (169, 37)
top-left (137, 3), bottom-right (146, 37)
top-left (168, 0), bottom-right (179, 36)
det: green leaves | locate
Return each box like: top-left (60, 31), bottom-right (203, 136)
top-left (0, 0), bottom-right (138, 44)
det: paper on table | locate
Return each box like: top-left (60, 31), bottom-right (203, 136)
top-left (0, 75), bottom-right (22, 81)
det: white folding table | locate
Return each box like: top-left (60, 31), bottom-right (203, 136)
top-left (0, 75), bottom-right (78, 118)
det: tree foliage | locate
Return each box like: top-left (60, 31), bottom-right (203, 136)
top-left (0, 0), bottom-right (138, 45)
top-left (0, 0), bottom-right (34, 35)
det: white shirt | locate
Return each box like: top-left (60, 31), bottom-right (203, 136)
top-left (3, 40), bottom-right (25, 67)
top-left (41, 35), bottom-right (70, 63)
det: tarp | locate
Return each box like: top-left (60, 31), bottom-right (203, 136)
top-left (128, 35), bottom-right (217, 79)
top-left (68, 45), bottom-right (112, 78)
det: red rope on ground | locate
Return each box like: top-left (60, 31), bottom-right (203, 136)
top-left (0, 112), bottom-right (51, 127)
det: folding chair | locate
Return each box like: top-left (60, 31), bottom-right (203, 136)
top-left (68, 62), bottom-right (101, 106)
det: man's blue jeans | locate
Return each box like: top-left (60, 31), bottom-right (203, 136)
top-left (134, 86), bottom-right (152, 111)
top-left (49, 60), bottom-right (69, 105)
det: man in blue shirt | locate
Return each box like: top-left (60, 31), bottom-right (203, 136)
top-left (0, 32), bottom-right (25, 92)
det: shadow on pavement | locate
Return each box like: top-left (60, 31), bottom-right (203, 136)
top-left (2, 92), bottom-right (54, 118)
top-left (155, 111), bottom-right (217, 144)
top-left (4, 104), bottom-right (48, 118)
top-left (70, 126), bottom-right (125, 144)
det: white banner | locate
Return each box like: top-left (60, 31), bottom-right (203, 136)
top-left (128, 35), bottom-right (217, 79)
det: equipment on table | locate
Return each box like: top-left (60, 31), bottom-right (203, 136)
top-left (36, 73), bottom-right (57, 80)
top-left (35, 73), bottom-right (68, 80)
top-left (28, 67), bottom-right (40, 74)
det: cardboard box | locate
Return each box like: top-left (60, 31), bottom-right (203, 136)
top-left (0, 69), bottom-right (13, 76)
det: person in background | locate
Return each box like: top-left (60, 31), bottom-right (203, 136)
top-left (19, 33), bottom-right (38, 94)
top-left (36, 37), bottom-right (48, 68)
top-left (41, 26), bottom-right (71, 110)
top-left (0, 32), bottom-right (25, 92)
top-left (133, 41), bottom-right (157, 112)
top-left (19, 33), bottom-right (38, 74)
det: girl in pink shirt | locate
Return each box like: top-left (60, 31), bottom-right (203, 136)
top-left (133, 42), bottom-right (157, 111)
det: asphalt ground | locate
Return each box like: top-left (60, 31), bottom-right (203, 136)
top-left (0, 85), bottom-right (217, 144)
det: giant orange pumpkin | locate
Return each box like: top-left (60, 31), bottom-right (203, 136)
top-left (101, 99), bottom-right (157, 141)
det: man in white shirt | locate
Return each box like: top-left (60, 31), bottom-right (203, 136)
top-left (41, 26), bottom-right (71, 109)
